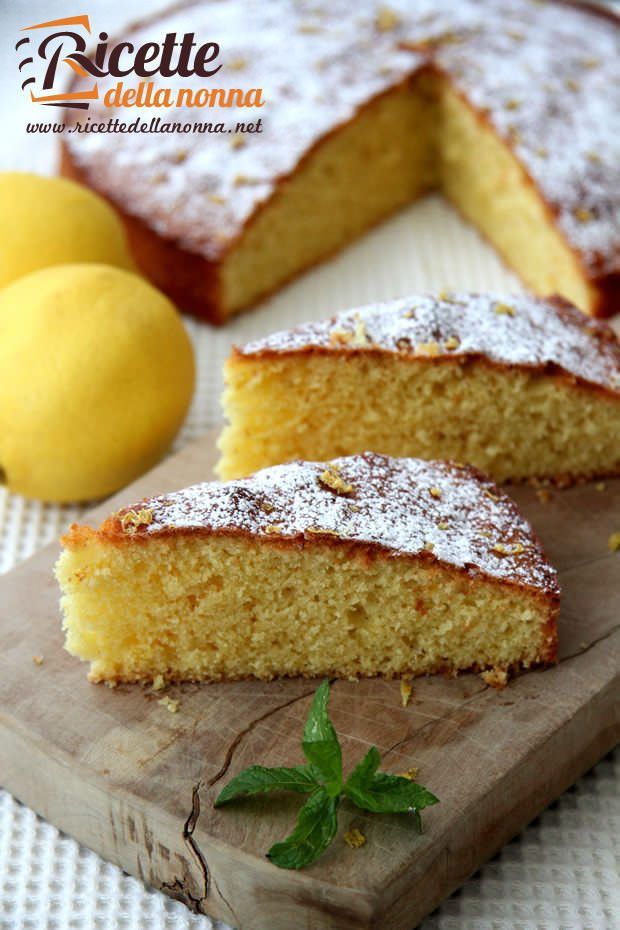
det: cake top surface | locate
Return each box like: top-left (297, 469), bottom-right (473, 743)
top-left (64, 0), bottom-right (620, 272)
top-left (236, 292), bottom-right (620, 393)
top-left (109, 453), bottom-right (559, 596)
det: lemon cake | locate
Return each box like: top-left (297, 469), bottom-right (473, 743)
top-left (60, 1), bottom-right (620, 322)
top-left (56, 453), bottom-right (559, 684)
top-left (218, 292), bottom-right (620, 483)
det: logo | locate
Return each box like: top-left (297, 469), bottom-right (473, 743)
top-left (16, 13), bottom-right (263, 112)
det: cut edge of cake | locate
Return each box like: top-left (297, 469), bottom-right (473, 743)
top-left (59, 1), bottom-right (620, 323)
top-left (217, 292), bottom-right (620, 483)
top-left (56, 453), bottom-right (560, 685)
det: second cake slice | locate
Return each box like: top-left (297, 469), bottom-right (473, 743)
top-left (218, 292), bottom-right (620, 482)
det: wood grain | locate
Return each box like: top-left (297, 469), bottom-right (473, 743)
top-left (0, 430), bottom-right (618, 930)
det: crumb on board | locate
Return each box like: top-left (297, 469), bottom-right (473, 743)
top-left (595, 482), bottom-right (606, 492)
top-left (151, 674), bottom-right (166, 692)
top-left (32, 655), bottom-right (44, 666)
top-left (105, 680), bottom-right (117, 689)
top-left (481, 668), bottom-right (509, 689)
top-left (344, 828), bottom-right (367, 849)
top-left (608, 532), bottom-right (620, 552)
top-left (400, 680), bottom-right (413, 707)
top-left (158, 696), bottom-right (180, 713)
top-left (536, 488), bottom-right (553, 504)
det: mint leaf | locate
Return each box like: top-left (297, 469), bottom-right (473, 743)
top-left (214, 765), bottom-right (320, 807)
top-left (346, 745), bottom-right (381, 789)
top-left (214, 681), bottom-right (440, 869)
top-left (345, 770), bottom-right (439, 814)
top-left (267, 788), bottom-right (339, 869)
top-left (301, 680), bottom-right (342, 795)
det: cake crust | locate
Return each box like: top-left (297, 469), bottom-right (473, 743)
top-left (233, 293), bottom-right (620, 398)
top-left (63, 452), bottom-right (560, 602)
top-left (60, 0), bottom-right (620, 322)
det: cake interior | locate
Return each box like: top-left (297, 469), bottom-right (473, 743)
top-left (218, 353), bottom-right (620, 482)
top-left (57, 533), bottom-right (553, 683)
top-left (221, 71), bottom-right (593, 319)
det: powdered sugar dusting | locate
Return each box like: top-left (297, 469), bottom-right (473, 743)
top-left (117, 453), bottom-right (559, 595)
top-left (64, 0), bottom-right (619, 272)
top-left (238, 292), bottom-right (620, 392)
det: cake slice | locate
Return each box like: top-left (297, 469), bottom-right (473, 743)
top-left (56, 453), bottom-right (559, 684)
top-left (217, 293), bottom-right (620, 482)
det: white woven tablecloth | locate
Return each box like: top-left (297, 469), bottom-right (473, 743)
top-left (1, 2), bottom-right (618, 927)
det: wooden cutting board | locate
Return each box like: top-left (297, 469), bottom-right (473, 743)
top-left (0, 430), bottom-right (618, 930)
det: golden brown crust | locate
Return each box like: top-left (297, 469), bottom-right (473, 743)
top-left (61, 453), bottom-right (561, 621)
top-left (230, 292), bottom-right (620, 401)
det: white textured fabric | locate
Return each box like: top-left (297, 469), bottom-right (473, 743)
top-left (0, 1), bottom-right (618, 927)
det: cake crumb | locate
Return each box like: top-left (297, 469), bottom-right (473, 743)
top-left (484, 490), bottom-right (500, 501)
top-left (429, 487), bottom-right (442, 499)
top-left (151, 674), bottom-right (166, 692)
top-left (158, 696), bottom-right (180, 713)
top-left (608, 532), bottom-right (620, 552)
top-left (319, 467), bottom-right (354, 496)
top-left (400, 680), bottom-right (413, 707)
top-left (209, 193), bottom-right (226, 204)
top-left (105, 680), bottom-right (117, 689)
top-left (536, 488), bottom-right (553, 504)
top-left (230, 135), bottom-right (246, 149)
top-left (595, 482), bottom-right (606, 492)
top-left (437, 521), bottom-right (449, 530)
top-left (376, 6), bottom-right (399, 31)
top-left (481, 668), bottom-right (508, 689)
top-left (344, 828), bottom-right (367, 848)
top-left (505, 98), bottom-right (521, 110)
top-left (397, 767), bottom-right (419, 780)
top-left (120, 508), bottom-right (153, 533)
top-left (228, 57), bottom-right (247, 70)
top-left (444, 336), bottom-right (460, 350)
top-left (32, 655), bottom-right (44, 666)
top-left (423, 541), bottom-right (435, 551)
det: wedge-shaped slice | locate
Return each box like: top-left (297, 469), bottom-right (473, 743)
top-left (57, 453), bottom-right (559, 684)
top-left (217, 293), bottom-right (620, 483)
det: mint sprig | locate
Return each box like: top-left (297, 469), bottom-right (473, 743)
top-left (214, 681), bottom-right (439, 869)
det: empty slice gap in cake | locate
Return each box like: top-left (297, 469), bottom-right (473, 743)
top-left (56, 453), bottom-right (559, 685)
top-left (217, 292), bottom-right (620, 483)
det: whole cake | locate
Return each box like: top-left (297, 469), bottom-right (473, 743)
top-left (61, 1), bottom-right (620, 323)
top-left (218, 292), bottom-right (620, 482)
top-left (56, 453), bottom-right (559, 684)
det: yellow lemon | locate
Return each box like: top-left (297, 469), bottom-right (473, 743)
top-left (0, 264), bottom-right (195, 502)
top-left (0, 172), bottom-right (133, 287)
